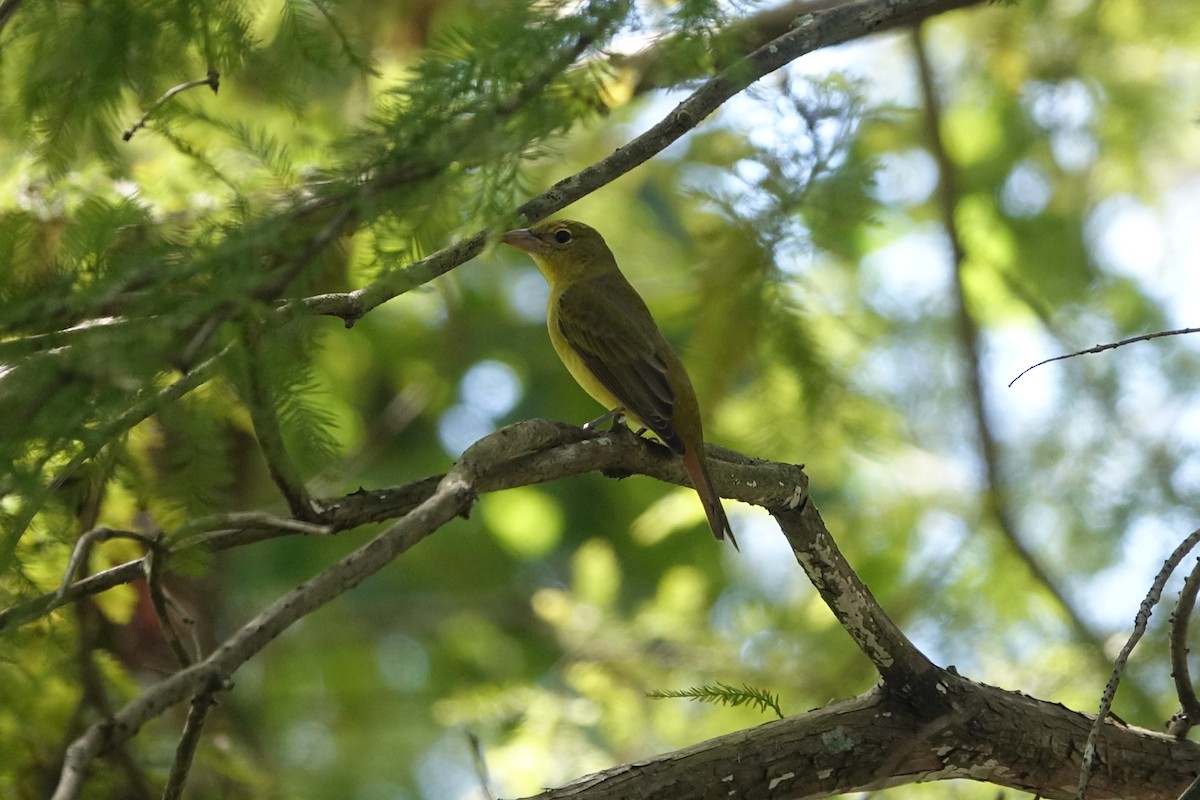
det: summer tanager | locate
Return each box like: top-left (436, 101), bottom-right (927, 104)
top-left (502, 219), bottom-right (736, 549)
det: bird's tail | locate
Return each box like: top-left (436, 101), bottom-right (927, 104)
top-left (681, 449), bottom-right (738, 550)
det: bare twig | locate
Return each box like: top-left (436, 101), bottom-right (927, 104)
top-left (49, 419), bottom-right (578, 800)
top-left (912, 25), bottom-right (1131, 693)
top-left (169, 511), bottom-right (333, 546)
top-left (0, 344), bottom-right (234, 574)
top-left (145, 536), bottom-right (193, 668)
top-left (0, 513), bottom-right (330, 633)
top-left (467, 732), bottom-right (496, 800)
top-left (293, 0), bottom-right (985, 327)
top-left (239, 328), bottom-right (315, 519)
top-left (1168, 556), bottom-right (1200, 737)
top-left (1077, 527), bottom-right (1200, 800)
top-left (176, 309), bottom-right (230, 373)
top-left (161, 691), bottom-right (218, 800)
top-left (1009, 326), bottom-right (1200, 387)
top-left (73, 583), bottom-right (156, 800)
top-left (124, 72), bottom-right (220, 141)
top-left (57, 527), bottom-right (156, 600)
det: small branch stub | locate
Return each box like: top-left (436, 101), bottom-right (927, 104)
top-left (124, 71), bottom-right (220, 141)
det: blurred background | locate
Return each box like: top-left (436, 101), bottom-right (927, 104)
top-left (3, 0), bottom-right (1200, 797)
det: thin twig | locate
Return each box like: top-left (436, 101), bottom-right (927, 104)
top-left (467, 732), bottom-right (496, 800)
top-left (0, 344), bottom-right (234, 573)
top-left (913, 25), bottom-right (1123, 687)
top-left (293, 0), bottom-right (984, 327)
top-left (176, 309), bottom-right (230, 372)
top-left (240, 327), bottom-right (315, 519)
top-left (124, 72), bottom-right (220, 141)
top-left (169, 511), bottom-right (333, 546)
top-left (57, 528), bottom-right (157, 600)
top-left (161, 691), bottom-right (218, 800)
top-left (1009, 327), bottom-right (1200, 387)
top-left (1076, 527), bottom-right (1200, 800)
top-left (1, 513), bottom-right (333, 633)
top-left (145, 536), bottom-right (193, 668)
top-left (1168, 556), bottom-right (1200, 736)
top-left (73, 579), bottom-right (156, 800)
top-left (49, 419), bottom-right (576, 800)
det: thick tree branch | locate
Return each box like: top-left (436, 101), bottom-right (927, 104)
top-left (517, 676), bottom-right (1200, 800)
top-left (3, 424), bottom-right (796, 633)
top-left (33, 415), bottom-right (1200, 799)
top-left (4, 0), bottom-right (985, 571)
top-left (773, 502), bottom-right (939, 695)
top-left (42, 420), bottom-right (801, 799)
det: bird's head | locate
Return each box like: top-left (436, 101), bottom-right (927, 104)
top-left (502, 219), bottom-right (616, 283)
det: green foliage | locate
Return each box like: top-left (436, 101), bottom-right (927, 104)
top-left (648, 681), bottom-right (784, 719)
top-left (2, 0), bottom-right (255, 170)
top-left (4, 0), bottom-right (1200, 797)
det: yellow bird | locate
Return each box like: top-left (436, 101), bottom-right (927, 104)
top-left (502, 219), bottom-right (737, 549)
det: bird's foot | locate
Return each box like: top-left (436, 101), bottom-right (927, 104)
top-left (583, 407), bottom-right (626, 433)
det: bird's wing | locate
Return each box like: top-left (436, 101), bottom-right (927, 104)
top-left (555, 278), bottom-right (685, 454)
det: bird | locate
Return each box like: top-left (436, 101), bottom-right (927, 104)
top-left (502, 219), bottom-right (737, 549)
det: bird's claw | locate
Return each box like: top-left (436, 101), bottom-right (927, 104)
top-left (584, 407), bottom-right (626, 433)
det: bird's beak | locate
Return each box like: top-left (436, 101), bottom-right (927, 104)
top-left (501, 228), bottom-right (546, 253)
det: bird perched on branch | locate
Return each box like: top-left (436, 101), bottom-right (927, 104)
top-left (502, 219), bottom-right (736, 549)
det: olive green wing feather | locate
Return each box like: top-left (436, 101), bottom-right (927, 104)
top-left (555, 278), bottom-right (685, 454)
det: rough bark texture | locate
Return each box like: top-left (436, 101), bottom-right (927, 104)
top-left (521, 676), bottom-right (1200, 800)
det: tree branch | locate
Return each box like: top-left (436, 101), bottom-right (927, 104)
top-left (516, 676), bottom-right (1200, 800)
top-left (48, 420), bottom-right (612, 800)
top-left (1077, 527), bottom-right (1200, 799)
top-left (3, 425), bottom-right (794, 633)
top-left (1009, 326), bottom-right (1200, 387)
top-left (1169, 554), bottom-right (1200, 736)
top-left (293, 0), bottom-right (986, 327)
top-left (161, 691), bottom-right (217, 800)
top-left (773, 502), bottom-right (940, 694)
top-left (34, 416), bottom-right (1200, 799)
top-left (239, 329), bottom-right (315, 519)
top-left (122, 71), bottom-right (220, 142)
top-left (912, 25), bottom-right (1133, 697)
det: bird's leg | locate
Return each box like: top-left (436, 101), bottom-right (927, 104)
top-left (584, 407), bottom-right (626, 433)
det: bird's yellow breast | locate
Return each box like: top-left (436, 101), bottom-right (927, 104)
top-left (545, 287), bottom-right (626, 415)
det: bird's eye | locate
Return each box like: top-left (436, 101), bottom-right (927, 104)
top-left (553, 229), bottom-right (572, 244)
